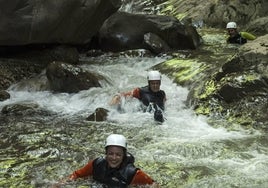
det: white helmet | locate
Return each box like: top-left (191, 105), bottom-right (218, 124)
top-left (105, 134), bottom-right (127, 149)
top-left (147, 70), bottom-right (161, 81)
top-left (226, 22), bottom-right (237, 29)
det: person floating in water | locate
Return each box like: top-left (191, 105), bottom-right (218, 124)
top-left (53, 134), bottom-right (161, 188)
top-left (226, 21), bottom-right (256, 44)
top-left (110, 70), bottom-right (166, 122)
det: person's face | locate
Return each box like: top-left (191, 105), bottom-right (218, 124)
top-left (106, 146), bottom-right (124, 168)
top-left (227, 28), bottom-right (237, 37)
top-left (149, 80), bottom-right (161, 92)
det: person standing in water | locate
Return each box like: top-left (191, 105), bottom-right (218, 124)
top-left (53, 134), bottom-right (161, 188)
top-left (110, 70), bottom-right (167, 122)
top-left (226, 21), bottom-right (256, 44)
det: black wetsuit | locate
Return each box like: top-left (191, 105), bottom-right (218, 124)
top-left (227, 33), bottom-right (247, 44)
top-left (139, 86), bottom-right (166, 122)
top-left (139, 86), bottom-right (165, 110)
top-left (92, 154), bottom-right (138, 188)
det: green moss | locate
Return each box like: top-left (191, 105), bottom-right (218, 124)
top-left (163, 58), bottom-right (206, 85)
top-left (0, 176), bottom-right (34, 188)
top-left (244, 74), bottom-right (256, 81)
top-left (160, 0), bottom-right (187, 20)
top-left (175, 13), bottom-right (188, 21)
top-left (198, 80), bottom-right (217, 99)
top-left (195, 105), bottom-right (211, 115)
top-left (161, 4), bottom-right (174, 13)
top-left (1, 159), bottom-right (17, 169)
top-left (227, 114), bottom-right (254, 126)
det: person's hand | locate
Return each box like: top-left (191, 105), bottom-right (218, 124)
top-left (109, 95), bottom-right (121, 105)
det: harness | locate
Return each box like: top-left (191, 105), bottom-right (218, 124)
top-left (139, 86), bottom-right (166, 111)
top-left (92, 153), bottom-right (138, 188)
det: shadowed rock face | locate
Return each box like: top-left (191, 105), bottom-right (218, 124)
top-left (98, 12), bottom-right (202, 53)
top-left (0, 0), bottom-right (121, 45)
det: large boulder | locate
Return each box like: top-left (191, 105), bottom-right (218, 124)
top-left (155, 33), bottom-right (268, 129)
top-left (98, 11), bottom-right (202, 53)
top-left (191, 35), bottom-right (268, 128)
top-left (46, 61), bottom-right (107, 93)
top-left (0, 0), bottom-right (121, 45)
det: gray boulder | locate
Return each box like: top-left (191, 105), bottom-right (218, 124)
top-left (98, 11), bottom-right (202, 53)
top-left (0, 0), bottom-right (121, 45)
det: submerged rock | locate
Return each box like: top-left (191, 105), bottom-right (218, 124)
top-left (86, 108), bottom-right (109, 121)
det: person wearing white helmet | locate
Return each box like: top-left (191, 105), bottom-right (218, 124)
top-left (226, 21), bottom-right (256, 44)
top-left (110, 70), bottom-right (166, 122)
top-left (54, 134), bottom-right (160, 188)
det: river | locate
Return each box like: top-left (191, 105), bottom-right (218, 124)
top-left (1, 49), bottom-right (268, 188)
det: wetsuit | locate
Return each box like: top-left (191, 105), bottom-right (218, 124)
top-left (69, 153), bottom-right (155, 186)
top-left (227, 32), bottom-right (256, 45)
top-left (121, 86), bottom-right (166, 122)
top-left (93, 155), bottom-right (137, 188)
top-left (139, 86), bottom-right (166, 111)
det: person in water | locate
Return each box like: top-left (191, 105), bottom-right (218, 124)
top-left (109, 70), bottom-right (166, 122)
top-left (226, 21), bottom-right (256, 44)
top-left (54, 134), bottom-right (161, 188)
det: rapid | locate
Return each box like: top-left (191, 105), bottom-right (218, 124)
top-left (1, 51), bottom-right (268, 188)
top-left (1, 1), bottom-right (268, 187)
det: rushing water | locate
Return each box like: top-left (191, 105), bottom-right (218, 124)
top-left (1, 51), bottom-right (268, 188)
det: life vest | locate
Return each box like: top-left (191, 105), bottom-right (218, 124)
top-left (227, 32), bottom-right (247, 44)
top-left (139, 86), bottom-right (166, 111)
top-left (92, 153), bottom-right (138, 188)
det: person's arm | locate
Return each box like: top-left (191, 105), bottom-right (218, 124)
top-left (52, 160), bottom-right (94, 188)
top-left (69, 160), bottom-right (94, 180)
top-left (130, 169), bottom-right (160, 187)
top-left (128, 88), bottom-right (141, 99)
top-left (109, 88), bottom-right (141, 105)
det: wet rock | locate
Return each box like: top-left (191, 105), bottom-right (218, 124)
top-left (1, 102), bottom-right (39, 115)
top-left (0, 58), bottom-right (47, 90)
top-left (0, 90), bottom-right (10, 101)
top-left (46, 61), bottom-right (107, 93)
top-left (98, 12), bottom-right (202, 53)
top-left (0, 0), bottom-right (121, 45)
top-left (86, 108), bottom-right (109, 121)
top-left (246, 17), bottom-right (268, 35)
top-left (217, 77), bottom-right (268, 103)
top-left (144, 32), bottom-right (171, 54)
top-left (157, 33), bottom-right (268, 129)
top-left (192, 34), bottom-right (268, 128)
top-left (158, 0), bottom-right (267, 33)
